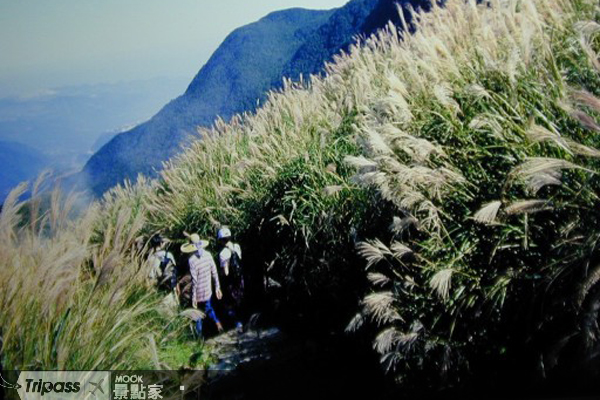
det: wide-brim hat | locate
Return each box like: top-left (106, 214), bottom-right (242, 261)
top-left (180, 240), bottom-right (209, 254)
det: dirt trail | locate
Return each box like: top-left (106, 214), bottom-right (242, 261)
top-left (200, 327), bottom-right (310, 399)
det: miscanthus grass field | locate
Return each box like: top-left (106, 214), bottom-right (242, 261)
top-left (2, 0), bottom-right (600, 390)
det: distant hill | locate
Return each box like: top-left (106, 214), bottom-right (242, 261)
top-left (0, 78), bottom-right (188, 154)
top-left (0, 140), bottom-right (48, 203)
top-left (0, 77), bottom-right (188, 171)
top-left (81, 0), bottom-right (425, 196)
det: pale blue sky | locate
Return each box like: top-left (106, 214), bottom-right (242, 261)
top-left (0, 0), bottom-right (347, 96)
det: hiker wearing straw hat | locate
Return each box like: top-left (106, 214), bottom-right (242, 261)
top-left (181, 235), bottom-right (223, 336)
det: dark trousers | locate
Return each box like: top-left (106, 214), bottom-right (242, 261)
top-left (195, 299), bottom-right (220, 336)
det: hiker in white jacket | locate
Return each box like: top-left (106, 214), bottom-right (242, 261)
top-left (217, 227), bottom-right (245, 333)
top-left (147, 234), bottom-right (177, 293)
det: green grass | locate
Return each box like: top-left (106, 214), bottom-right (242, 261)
top-left (158, 339), bottom-right (210, 370)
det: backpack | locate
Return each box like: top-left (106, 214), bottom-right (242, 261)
top-left (159, 253), bottom-right (172, 273)
top-left (223, 244), bottom-right (244, 304)
top-left (158, 252), bottom-right (176, 289)
top-left (229, 245), bottom-right (242, 281)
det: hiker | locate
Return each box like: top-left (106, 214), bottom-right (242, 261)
top-left (181, 236), bottom-right (223, 337)
top-left (147, 234), bottom-right (178, 294)
top-left (217, 227), bottom-right (245, 332)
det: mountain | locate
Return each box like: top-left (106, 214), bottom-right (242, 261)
top-left (280, 0), bottom-right (435, 83)
top-left (82, 0), bottom-right (427, 196)
top-left (0, 140), bottom-right (48, 203)
top-left (281, 0), bottom-right (380, 81)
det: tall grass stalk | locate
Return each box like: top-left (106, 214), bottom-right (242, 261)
top-left (0, 182), bottom-right (169, 370)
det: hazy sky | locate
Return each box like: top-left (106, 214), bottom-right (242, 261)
top-left (0, 0), bottom-right (348, 96)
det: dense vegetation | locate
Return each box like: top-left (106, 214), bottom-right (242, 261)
top-left (2, 0), bottom-right (600, 396)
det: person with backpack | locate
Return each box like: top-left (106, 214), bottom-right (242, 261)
top-left (148, 234), bottom-right (178, 294)
top-left (217, 227), bottom-right (245, 333)
top-left (181, 237), bottom-right (223, 337)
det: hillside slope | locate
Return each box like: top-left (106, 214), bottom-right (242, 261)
top-left (138, 0), bottom-right (600, 392)
top-left (3, 0), bottom-right (600, 396)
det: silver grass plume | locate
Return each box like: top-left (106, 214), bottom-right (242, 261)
top-left (323, 185), bottom-right (344, 196)
top-left (363, 292), bottom-right (403, 325)
top-left (526, 170), bottom-right (562, 194)
top-left (574, 21), bottom-right (600, 41)
top-left (390, 241), bottom-right (413, 262)
top-left (374, 327), bottom-right (403, 354)
top-left (526, 124), bottom-right (571, 154)
top-left (505, 199), bottom-right (552, 215)
top-left (390, 215), bottom-right (419, 234)
top-left (578, 264), bottom-right (600, 307)
top-left (469, 114), bottom-right (506, 139)
top-left (180, 308), bottom-right (205, 321)
top-left (473, 201), bottom-right (503, 225)
top-left (368, 272), bottom-right (391, 287)
top-left (564, 139), bottom-right (600, 158)
top-left (357, 239), bottom-right (393, 269)
top-left (465, 84), bottom-right (491, 100)
top-left (346, 312), bottom-right (365, 333)
top-left (570, 89), bottom-right (600, 115)
top-left (510, 157), bottom-right (589, 188)
top-left (434, 84), bottom-right (461, 115)
top-left (430, 268), bottom-right (454, 300)
top-left (344, 155), bottom-right (378, 170)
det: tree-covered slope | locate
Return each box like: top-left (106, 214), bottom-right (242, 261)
top-left (280, 0), bottom-right (380, 81)
top-left (281, 0), bottom-right (436, 81)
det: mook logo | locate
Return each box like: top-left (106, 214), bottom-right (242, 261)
top-left (11, 371), bottom-right (110, 400)
top-left (114, 374), bottom-right (143, 383)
